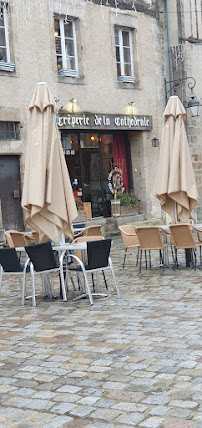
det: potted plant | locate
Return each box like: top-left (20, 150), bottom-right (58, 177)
top-left (118, 191), bottom-right (139, 215)
top-left (74, 198), bottom-right (86, 221)
top-left (74, 198), bottom-right (83, 211)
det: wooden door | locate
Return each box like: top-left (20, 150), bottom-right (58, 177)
top-left (0, 155), bottom-right (24, 231)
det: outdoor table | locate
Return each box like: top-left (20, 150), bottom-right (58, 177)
top-left (53, 242), bottom-right (87, 297)
top-left (16, 242), bottom-right (87, 257)
top-left (15, 247), bottom-right (25, 252)
top-left (15, 242), bottom-right (87, 298)
top-left (53, 242), bottom-right (87, 252)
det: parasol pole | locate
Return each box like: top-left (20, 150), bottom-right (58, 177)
top-left (174, 201), bottom-right (177, 223)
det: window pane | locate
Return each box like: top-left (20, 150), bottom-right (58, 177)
top-left (100, 134), bottom-right (112, 156)
top-left (65, 39), bottom-right (74, 56)
top-left (81, 134), bottom-right (100, 148)
top-left (56, 55), bottom-right (62, 71)
top-left (55, 37), bottom-right (62, 55)
top-left (123, 47), bottom-right (131, 64)
top-left (115, 29), bottom-right (119, 46)
top-left (54, 19), bottom-right (60, 37)
top-left (122, 31), bottom-right (130, 47)
top-left (70, 57), bottom-right (75, 70)
top-left (116, 62), bottom-right (121, 77)
top-left (7, 122), bottom-right (14, 139)
top-left (0, 27), bottom-right (6, 47)
top-left (66, 55), bottom-right (75, 70)
top-left (15, 124), bottom-right (20, 140)
top-left (64, 20), bottom-right (73, 38)
top-left (0, 46), bottom-right (6, 61)
top-left (62, 135), bottom-right (72, 150)
top-left (0, 122), bottom-right (4, 134)
top-left (0, 8), bottom-right (4, 27)
top-left (116, 46), bottom-right (120, 62)
top-left (5, 122), bottom-right (12, 139)
top-left (124, 62), bottom-right (131, 75)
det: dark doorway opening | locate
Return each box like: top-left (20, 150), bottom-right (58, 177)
top-left (0, 155), bottom-right (24, 230)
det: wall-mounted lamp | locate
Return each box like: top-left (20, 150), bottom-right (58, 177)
top-left (70, 98), bottom-right (77, 113)
top-left (164, 76), bottom-right (201, 117)
top-left (129, 101), bottom-right (136, 115)
top-left (187, 92), bottom-right (200, 117)
top-left (152, 138), bottom-right (159, 147)
top-left (54, 97), bottom-right (63, 111)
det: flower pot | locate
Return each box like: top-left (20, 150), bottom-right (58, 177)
top-left (111, 200), bottom-right (121, 217)
top-left (121, 205), bottom-right (139, 216)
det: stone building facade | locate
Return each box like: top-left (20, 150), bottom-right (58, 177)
top-left (160, 0), bottom-right (202, 220)
top-left (0, 0), bottom-right (201, 230)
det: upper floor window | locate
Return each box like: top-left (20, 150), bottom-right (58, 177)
top-left (54, 17), bottom-right (79, 78)
top-left (0, 122), bottom-right (20, 140)
top-left (0, 3), bottom-right (14, 71)
top-left (115, 28), bottom-right (135, 83)
top-left (0, 3), bottom-right (10, 62)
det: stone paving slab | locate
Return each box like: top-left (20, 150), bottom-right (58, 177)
top-left (0, 237), bottom-right (201, 426)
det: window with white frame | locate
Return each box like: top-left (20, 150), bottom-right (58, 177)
top-left (0, 3), bottom-right (14, 71)
top-left (0, 2), bottom-right (10, 62)
top-left (54, 17), bottom-right (79, 78)
top-left (115, 28), bottom-right (135, 83)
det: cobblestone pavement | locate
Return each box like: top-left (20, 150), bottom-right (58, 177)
top-left (0, 236), bottom-right (202, 427)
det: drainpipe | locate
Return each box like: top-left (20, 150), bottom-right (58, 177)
top-left (166, 0), bottom-right (173, 97)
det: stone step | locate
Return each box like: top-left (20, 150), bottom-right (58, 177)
top-left (105, 218), bottom-right (164, 237)
top-left (76, 213), bottom-right (164, 236)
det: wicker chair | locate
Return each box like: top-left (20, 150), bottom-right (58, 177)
top-left (5, 230), bottom-right (31, 247)
top-left (136, 226), bottom-right (169, 273)
top-left (73, 225), bottom-right (101, 239)
top-left (169, 224), bottom-right (202, 270)
top-left (119, 225), bottom-right (139, 268)
top-left (31, 231), bottom-right (49, 244)
top-left (31, 231), bottom-right (40, 244)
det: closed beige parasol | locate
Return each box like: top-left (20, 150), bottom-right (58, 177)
top-left (154, 95), bottom-right (198, 223)
top-left (22, 82), bottom-right (78, 243)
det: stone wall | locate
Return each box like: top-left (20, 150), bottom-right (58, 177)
top-left (0, 0), bottom-right (167, 224)
top-left (164, 0), bottom-right (202, 219)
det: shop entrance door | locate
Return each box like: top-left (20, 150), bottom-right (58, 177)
top-left (81, 148), bottom-right (103, 217)
top-left (80, 134), bottom-right (113, 218)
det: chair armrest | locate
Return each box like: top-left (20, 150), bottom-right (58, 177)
top-left (24, 234), bottom-right (34, 245)
top-left (191, 225), bottom-right (202, 243)
top-left (120, 231), bottom-right (137, 237)
top-left (158, 227), bottom-right (171, 235)
top-left (191, 225), bottom-right (202, 233)
top-left (73, 230), bottom-right (84, 238)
